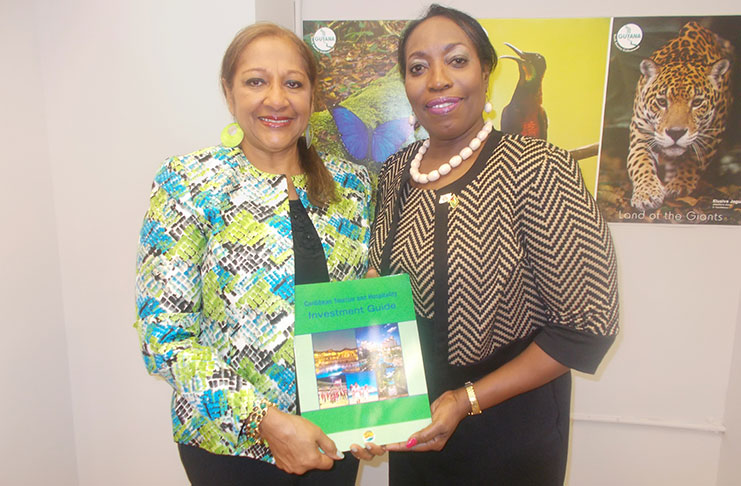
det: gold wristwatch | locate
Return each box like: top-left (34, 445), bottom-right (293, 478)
top-left (464, 381), bottom-right (481, 415)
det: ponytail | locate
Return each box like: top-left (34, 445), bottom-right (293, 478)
top-left (297, 138), bottom-right (338, 207)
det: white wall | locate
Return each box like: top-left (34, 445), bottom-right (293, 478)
top-left (4, 0), bottom-right (739, 484)
top-left (256, 0), bottom-right (296, 30)
top-left (569, 224), bottom-right (739, 486)
top-left (718, 293), bottom-right (741, 486)
top-left (31, 0), bottom-right (255, 484)
top-left (0, 2), bottom-right (78, 485)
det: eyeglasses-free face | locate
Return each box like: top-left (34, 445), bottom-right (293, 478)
top-left (224, 36), bottom-right (312, 168)
top-left (403, 16), bottom-right (489, 145)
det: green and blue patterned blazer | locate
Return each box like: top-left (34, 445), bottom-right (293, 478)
top-left (134, 145), bottom-right (372, 461)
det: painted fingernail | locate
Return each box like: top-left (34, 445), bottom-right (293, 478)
top-left (351, 447), bottom-right (358, 453)
top-left (365, 444), bottom-right (372, 451)
top-left (406, 438), bottom-right (417, 448)
top-left (336, 451), bottom-right (345, 459)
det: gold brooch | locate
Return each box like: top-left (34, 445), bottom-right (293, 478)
top-left (439, 193), bottom-right (459, 209)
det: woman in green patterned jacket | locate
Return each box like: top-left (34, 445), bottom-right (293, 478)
top-left (134, 23), bottom-right (371, 485)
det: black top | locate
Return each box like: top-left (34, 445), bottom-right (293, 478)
top-left (289, 199), bottom-right (329, 285)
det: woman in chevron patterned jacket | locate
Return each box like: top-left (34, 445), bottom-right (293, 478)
top-left (134, 23), bottom-right (371, 485)
top-left (361, 5), bottom-right (619, 485)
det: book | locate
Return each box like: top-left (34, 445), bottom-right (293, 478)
top-left (294, 274), bottom-right (431, 452)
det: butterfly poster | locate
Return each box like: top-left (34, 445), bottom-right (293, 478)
top-left (303, 20), bottom-right (421, 176)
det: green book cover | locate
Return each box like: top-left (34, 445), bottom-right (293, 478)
top-left (294, 274), bottom-right (431, 452)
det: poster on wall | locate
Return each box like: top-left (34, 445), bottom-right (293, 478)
top-left (596, 16), bottom-right (741, 225)
top-left (303, 21), bottom-right (412, 179)
top-left (303, 18), bottom-right (611, 195)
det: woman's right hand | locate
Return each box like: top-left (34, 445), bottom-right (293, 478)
top-left (259, 407), bottom-right (344, 474)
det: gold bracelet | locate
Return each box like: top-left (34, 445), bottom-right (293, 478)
top-left (464, 381), bottom-right (481, 415)
top-left (244, 398), bottom-right (272, 441)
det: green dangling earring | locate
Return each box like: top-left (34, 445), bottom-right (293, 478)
top-left (304, 122), bottom-right (314, 149)
top-left (221, 122), bottom-right (244, 148)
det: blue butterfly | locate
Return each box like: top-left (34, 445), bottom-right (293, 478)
top-left (330, 106), bottom-right (413, 163)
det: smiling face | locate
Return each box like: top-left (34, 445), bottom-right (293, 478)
top-left (403, 16), bottom-right (489, 144)
top-left (223, 35), bottom-right (312, 164)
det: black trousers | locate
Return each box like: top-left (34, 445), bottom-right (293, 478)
top-left (178, 444), bottom-right (359, 486)
top-left (388, 372), bottom-right (571, 486)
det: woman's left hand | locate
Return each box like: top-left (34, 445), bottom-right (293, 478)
top-left (385, 387), bottom-right (470, 452)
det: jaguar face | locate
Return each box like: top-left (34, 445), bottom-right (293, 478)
top-left (637, 58), bottom-right (731, 160)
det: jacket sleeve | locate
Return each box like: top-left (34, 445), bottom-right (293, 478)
top-left (369, 148), bottom-right (401, 274)
top-left (134, 158), bottom-right (263, 454)
top-left (518, 143), bottom-right (620, 374)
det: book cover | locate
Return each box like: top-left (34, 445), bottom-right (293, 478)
top-left (294, 274), bottom-right (431, 452)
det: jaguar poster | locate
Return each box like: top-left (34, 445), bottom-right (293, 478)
top-left (597, 16), bottom-right (741, 225)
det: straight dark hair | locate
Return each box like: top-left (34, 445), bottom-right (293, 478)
top-left (398, 4), bottom-right (497, 78)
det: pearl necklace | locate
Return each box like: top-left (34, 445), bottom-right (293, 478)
top-left (410, 121), bottom-right (493, 184)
